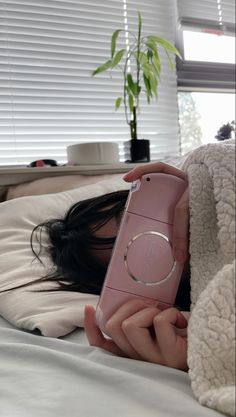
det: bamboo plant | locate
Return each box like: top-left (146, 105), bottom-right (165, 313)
top-left (92, 12), bottom-right (181, 140)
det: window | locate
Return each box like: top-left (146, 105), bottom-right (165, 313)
top-left (176, 0), bottom-right (235, 89)
top-left (0, 0), bottom-right (180, 166)
top-left (182, 30), bottom-right (235, 64)
top-left (179, 91), bottom-right (235, 155)
top-left (176, 0), bottom-right (235, 153)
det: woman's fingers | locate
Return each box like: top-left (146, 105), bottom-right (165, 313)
top-left (85, 301), bottom-right (160, 360)
top-left (153, 308), bottom-right (188, 370)
top-left (84, 305), bottom-right (125, 356)
top-left (120, 306), bottom-right (164, 364)
top-left (84, 305), bottom-right (105, 346)
top-left (123, 162), bottom-right (187, 182)
top-left (172, 188), bottom-right (189, 263)
top-left (105, 299), bottom-right (157, 360)
top-left (85, 304), bottom-right (188, 370)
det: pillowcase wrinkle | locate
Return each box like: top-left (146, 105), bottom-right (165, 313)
top-left (0, 175), bottom-right (129, 337)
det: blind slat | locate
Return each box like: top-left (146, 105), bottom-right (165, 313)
top-left (177, 0), bottom-right (235, 28)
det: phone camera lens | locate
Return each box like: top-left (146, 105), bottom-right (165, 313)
top-left (146, 177), bottom-right (150, 182)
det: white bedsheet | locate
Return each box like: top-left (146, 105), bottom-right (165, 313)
top-left (0, 316), bottom-right (224, 417)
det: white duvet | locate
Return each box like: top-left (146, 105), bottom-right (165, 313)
top-left (0, 315), bottom-right (224, 417)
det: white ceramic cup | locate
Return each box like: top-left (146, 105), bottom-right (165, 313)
top-left (67, 142), bottom-right (119, 165)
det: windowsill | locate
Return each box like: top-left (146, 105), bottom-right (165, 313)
top-left (0, 163), bottom-right (144, 186)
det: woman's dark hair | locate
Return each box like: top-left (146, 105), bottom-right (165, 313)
top-left (29, 190), bottom-right (129, 295)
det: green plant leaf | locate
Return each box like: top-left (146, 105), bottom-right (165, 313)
top-left (146, 61), bottom-right (158, 77)
top-left (115, 97), bottom-right (122, 110)
top-left (143, 73), bottom-right (152, 101)
top-left (148, 35), bottom-right (182, 59)
top-left (111, 30), bottom-right (122, 58)
top-left (143, 68), bottom-right (150, 84)
top-left (134, 51), bottom-right (148, 65)
top-left (146, 40), bottom-right (158, 55)
top-left (152, 54), bottom-right (161, 76)
top-left (165, 51), bottom-right (175, 70)
top-left (112, 49), bottom-right (126, 67)
top-left (143, 63), bottom-right (156, 78)
top-left (127, 73), bottom-right (137, 96)
top-left (147, 49), bottom-right (153, 61)
top-left (92, 59), bottom-right (113, 76)
top-left (128, 94), bottom-right (134, 112)
top-left (145, 42), bottom-right (161, 72)
top-left (149, 73), bottom-right (158, 97)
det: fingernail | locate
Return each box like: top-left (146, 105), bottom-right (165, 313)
top-left (174, 250), bottom-right (186, 263)
top-left (123, 173), bottom-right (131, 180)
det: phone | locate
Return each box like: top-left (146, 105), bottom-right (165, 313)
top-left (96, 173), bottom-right (188, 334)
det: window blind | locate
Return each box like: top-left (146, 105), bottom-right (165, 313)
top-left (176, 0), bottom-right (235, 90)
top-left (0, 0), bottom-right (179, 165)
top-left (177, 0), bottom-right (235, 32)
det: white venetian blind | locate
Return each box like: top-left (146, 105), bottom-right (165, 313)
top-left (0, 0), bottom-right (179, 165)
top-left (177, 0), bottom-right (235, 31)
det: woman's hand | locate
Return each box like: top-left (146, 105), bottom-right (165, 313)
top-left (85, 299), bottom-right (188, 371)
top-left (123, 162), bottom-right (189, 264)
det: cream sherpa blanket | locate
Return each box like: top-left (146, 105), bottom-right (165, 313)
top-left (181, 140), bottom-right (235, 416)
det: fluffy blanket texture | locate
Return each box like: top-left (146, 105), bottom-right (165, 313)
top-left (181, 140), bottom-right (235, 416)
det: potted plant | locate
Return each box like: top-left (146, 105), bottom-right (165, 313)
top-left (215, 121), bottom-right (235, 141)
top-left (92, 12), bottom-right (181, 162)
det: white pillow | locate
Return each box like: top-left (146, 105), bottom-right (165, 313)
top-left (6, 173), bottom-right (119, 200)
top-left (0, 176), bottom-right (130, 337)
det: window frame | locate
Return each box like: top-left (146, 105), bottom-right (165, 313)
top-left (175, 20), bottom-right (235, 92)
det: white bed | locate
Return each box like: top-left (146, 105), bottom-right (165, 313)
top-left (0, 315), bottom-right (224, 417)
top-left (0, 151), bottom-right (234, 417)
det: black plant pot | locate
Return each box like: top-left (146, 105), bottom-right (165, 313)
top-left (124, 139), bottom-right (150, 163)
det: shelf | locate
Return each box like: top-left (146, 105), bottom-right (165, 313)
top-left (0, 163), bottom-right (142, 186)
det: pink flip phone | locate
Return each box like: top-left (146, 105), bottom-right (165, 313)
top-left (96, 173), bottom-right (188, 333)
